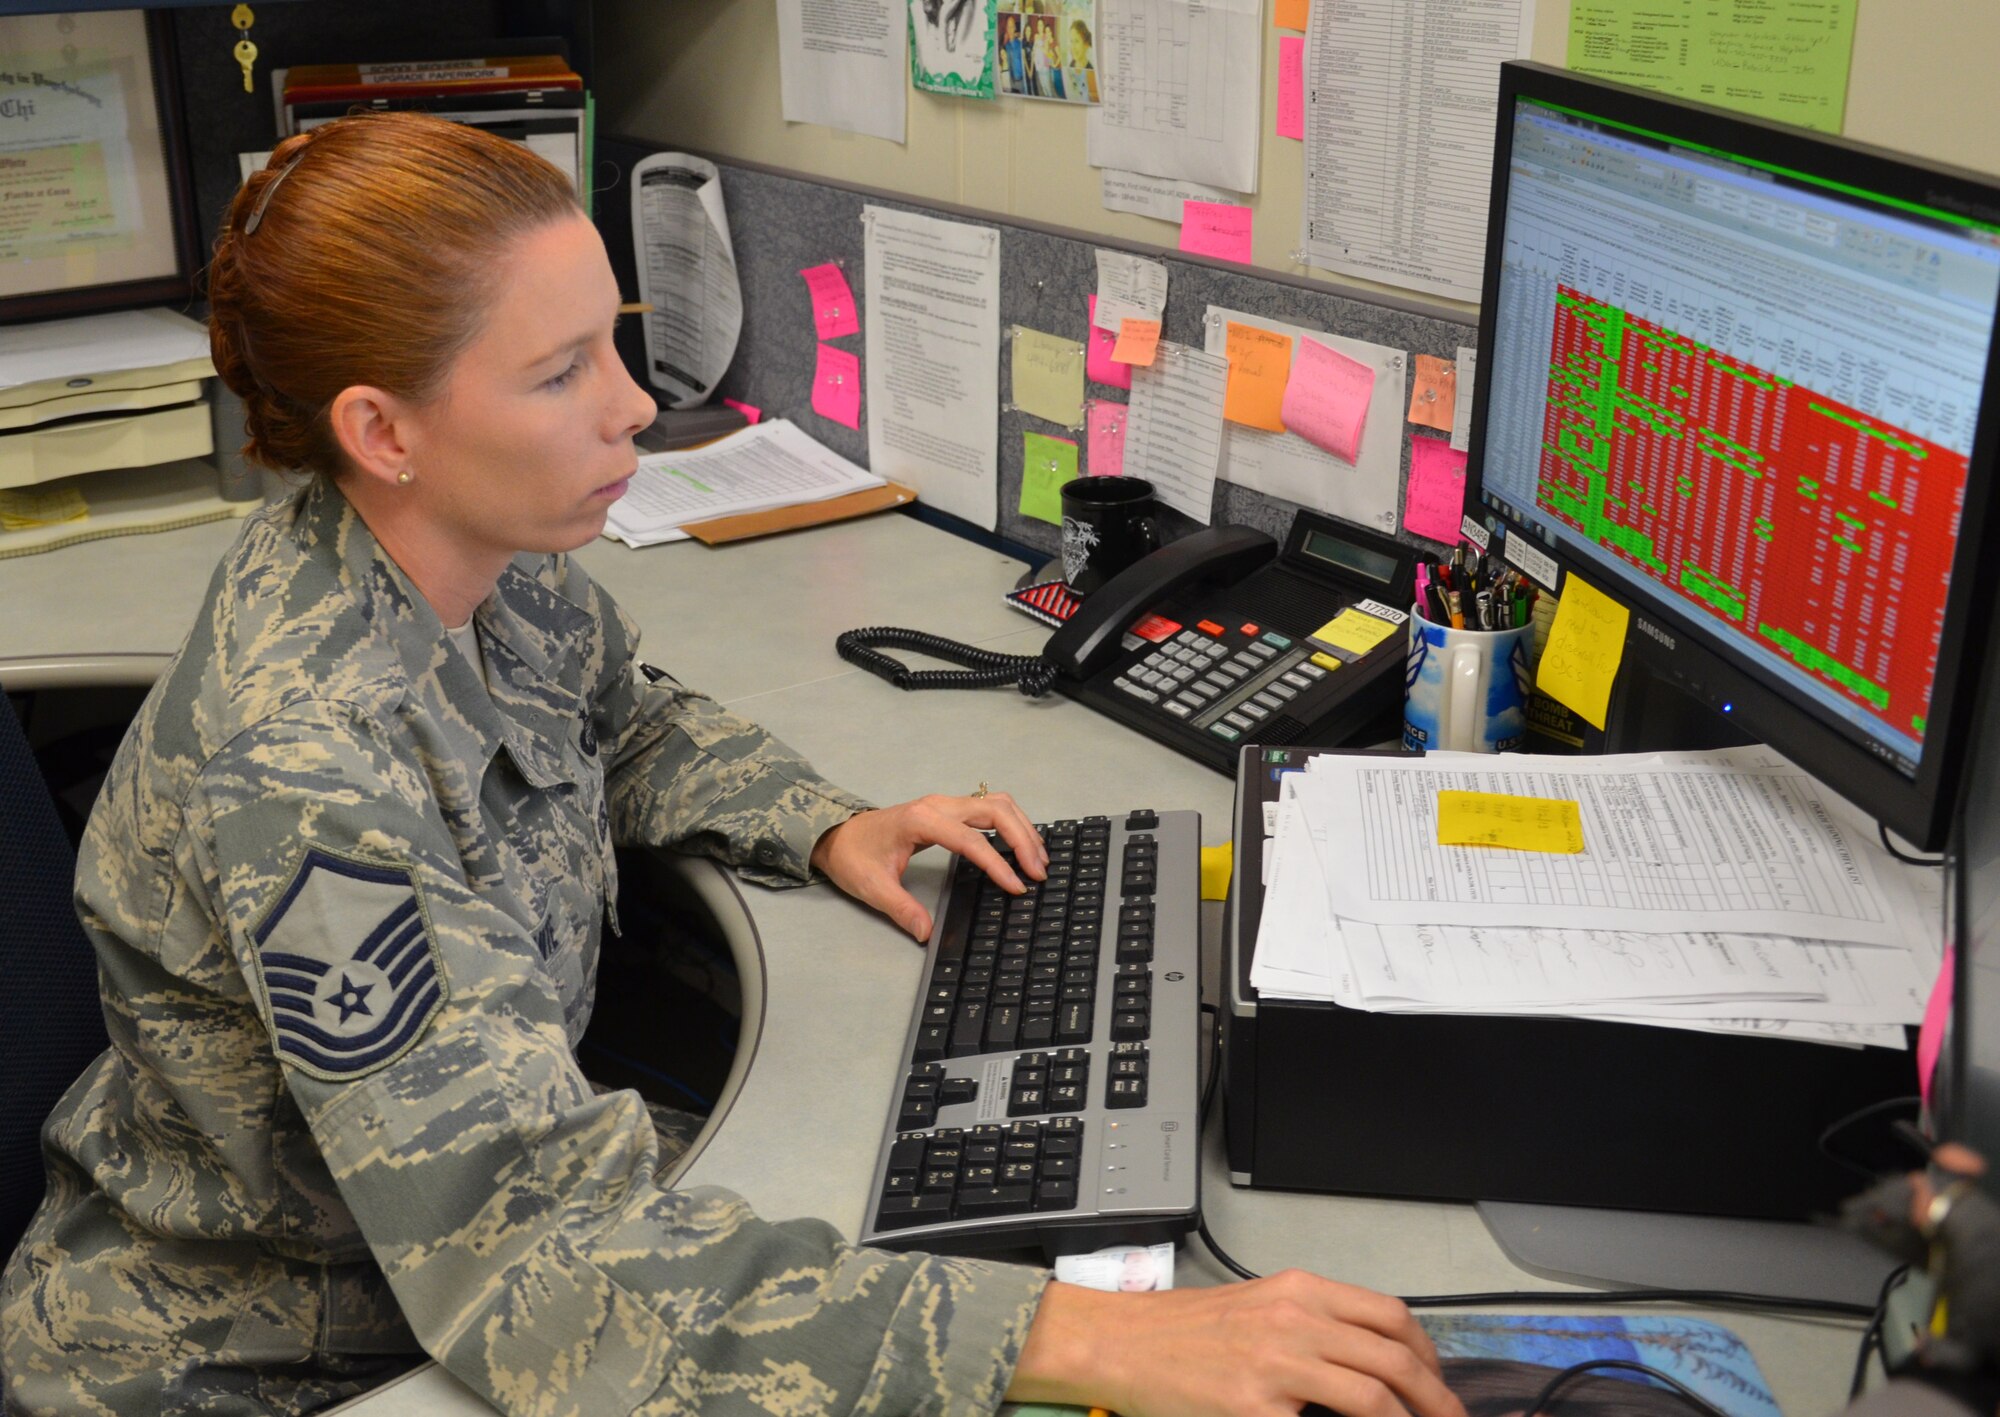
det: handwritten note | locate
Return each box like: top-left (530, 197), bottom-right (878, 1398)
top-left (1280, 336), bottom-right (1375, 464)
top-left (1087, 399), bottom-right (1128, 476)
top-left (1223, 322), bottom-right (1292, 433)
top-left (1536, 572), bottom-right (1631, 731)
top-left (1180, 200), bottom-right (1254, 264)
top-left (800, 262), bottom-right (859, 340)
top-left (1403, 437), bottom-right (1468, 544)
top-left (1406, 353), bottom-right (1456, 431)
top-left (1277, 37), bottom-right (1305, 140)
top-left (1085, 296), bottom-right (1133, 391)
top-left (1020, 431), bottom-right (1078, 524)
top-left (1012, 327), bottom-right (1087, 426)
top-left (1436, 791), bottom-right (1587, 854)
top-left (1112, 318), bottom-right (1162, 367)
top-left (812, 342), bottom-right (861, 429)
top-left (1093, 250), bottom-right (1169, 332)
top-left (1275, 0), bottom-right (1309, 29)
top-left (1310, 607), bottom-right (1401, 657)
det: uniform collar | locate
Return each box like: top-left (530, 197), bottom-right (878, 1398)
top-left (292, 478), bottom-right (595, 788)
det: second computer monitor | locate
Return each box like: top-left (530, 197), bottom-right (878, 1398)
top-left (1468, 62), bottom-right (2000, 848)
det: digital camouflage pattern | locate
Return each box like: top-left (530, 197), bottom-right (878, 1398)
top-left (0, 480), bottom-right (1048, 1415)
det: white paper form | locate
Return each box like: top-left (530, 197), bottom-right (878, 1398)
top-left (1201, 306), bottom-right (1404, 535)
top-left (1121, 342), bottom-right (1227, 523)
top-left (1092, 250), bottom-right (1169, 331)
top-left (629, 153), bottom-right (743, 410)
top-left (1251, 793), bottom-right (1364, 1005)
top-left (1099, 168), bottom-right (1238, 221)
top-left (1301, 0), bottom-right (1536, 301)
top-left (863, 205), bottom-right (1002, 530)
top-left (1450, 345), bottom-right (1477, 453)
top-left (0, 308), bottom-right (208, 391)
top-left (776, 0), bottom-right (908, 143)
top-left (1301, 750), bottom-right (1925, 947)
top-left (606, 419), bottom-right (885, 547)
top-left (1086, 0), bottom-right (1262, 194)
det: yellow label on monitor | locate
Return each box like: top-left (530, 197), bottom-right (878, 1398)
top-left (1310, 608), bottom-right (1401, 657)
top-left (1435, 790), bottom-right (1585, 854)
top-left (1535, 573), bottom-right (1629, 731)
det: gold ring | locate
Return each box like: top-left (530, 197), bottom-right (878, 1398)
top-left (972, 781), bottom-right (990, 798)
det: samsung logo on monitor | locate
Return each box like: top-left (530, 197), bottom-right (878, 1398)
top-left (1634, 617), bottom-right (1676, 651)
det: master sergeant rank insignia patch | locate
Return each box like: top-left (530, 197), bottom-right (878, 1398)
top-left (252, 849), bottom-right (449, 1081)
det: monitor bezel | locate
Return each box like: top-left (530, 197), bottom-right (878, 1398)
top-left (1465, 61), bottom-right (2000, 850)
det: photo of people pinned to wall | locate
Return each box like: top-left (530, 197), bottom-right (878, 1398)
top-left (997, 0), bottom-right (1098, 104)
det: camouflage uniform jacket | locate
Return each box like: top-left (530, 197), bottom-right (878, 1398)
top-left (1, 480), bottom-right (1048, 1415)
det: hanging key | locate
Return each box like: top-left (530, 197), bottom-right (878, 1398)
top-left (231, 6), bottom-right (257, 95)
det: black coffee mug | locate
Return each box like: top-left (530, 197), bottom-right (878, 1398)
top-left (1060, 476), bottom-right (1162, 594)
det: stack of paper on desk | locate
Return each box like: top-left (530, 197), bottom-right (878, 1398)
top-left (603, 419), bottom-right (886, 548)
top-left (1251, 748), bottom-right (1943, 1049)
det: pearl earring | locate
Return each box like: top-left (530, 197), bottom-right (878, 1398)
top-left (397, 470), bottom-right (413, 485)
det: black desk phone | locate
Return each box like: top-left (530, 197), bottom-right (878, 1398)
top-left (836, 511), bottom-right (1418, 775)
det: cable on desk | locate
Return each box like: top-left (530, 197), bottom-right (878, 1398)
top-left (1850, 1264), bottom-right (1911, 1399)
top-left (1817, 1094), bottom-right (1924, 1180)
top-left (835, 627), bottom-right (1059, 697)
top-left (1521, 1359), bottom-right (1731, 1417)
top-left (1879, 821), bottom-right (1945, 867)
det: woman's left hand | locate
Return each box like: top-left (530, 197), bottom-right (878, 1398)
top-left (810, 792), bottom-right (1048, 941)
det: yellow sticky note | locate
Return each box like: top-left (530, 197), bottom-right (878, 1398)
top-left (1535, 573), bottom-right (1630, 731)
top-left (1275, 0), bottom-right (1310, 29)
top-left (1223, 322), bottom-right (1292, 433)
top-left (0, 483), bottom-right (88, 531)
top-left (1012, 327), bottom-right (1086, 426)
top-left (1436, 791), bottom-right (1586, 854)
top-left (1111, 318), bottom-right (1161, 366)
top-left (1310, 607), bottom-right (1400, 657)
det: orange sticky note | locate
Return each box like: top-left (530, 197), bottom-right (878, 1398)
top-left (1276, 0), bottom-right (1309, 30)
top-left (1111, 318), bottom-right (1161, 367)
top-left (1407, 353), bottom-right (1457, 432)
top-left (1223, 322), bottom-right (1292, 433)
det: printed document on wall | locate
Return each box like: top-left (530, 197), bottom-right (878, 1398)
top-left (1201, 306), bottom-right (1404, 536)
top-left (1301, 0), bottom-right (1536, 301)
top-left (864, 205), bottom-right (1002, 529)
top-left (777, 0), bottom-right (908, 143)
top-left (630, 153), bottom-right (742, 409)
top-left (1087, 0), bottom-right (1262, 195)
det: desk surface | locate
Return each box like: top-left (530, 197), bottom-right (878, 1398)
top-left (0, 507), bottom-right (1865, 1417)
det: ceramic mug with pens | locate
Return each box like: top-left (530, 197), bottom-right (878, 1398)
top-left (1402, 605), bottom-right (1533, 753)
top-left (1060, 476), bottom-right (1161, 594)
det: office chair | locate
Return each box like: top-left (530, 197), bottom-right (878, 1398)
top-left (0, 691), bottom-right (111, 1260)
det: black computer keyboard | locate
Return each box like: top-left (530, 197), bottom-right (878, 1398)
top-left (860, 809), bottom-right (1202, 1257)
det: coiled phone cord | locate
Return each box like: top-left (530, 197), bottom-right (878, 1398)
top-left (835, 626), bottom-right (1061, 698)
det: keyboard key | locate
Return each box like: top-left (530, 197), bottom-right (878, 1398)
top-left (1110, 1009), bottom-right (1150, 1041)
top-left (1034, 1178), bottom-right (1079, 1211)
top-left (1020, 1014), bottom-right (1056, 1046)
top-left (1001, 1161), bottom-right (1038, 1187)
top-left (884, 1170), bottom-right (917, 1195)
top-left (876, 1192), bottom-right (953, 1230)
top-left (889, 1137), bottom-right (927, 1171)
top-left (956, 1185), bottom-right (1034, 1219)
top-left (1107, 1076), bottom-right (1148, 1108)
top-left (1057, 1001), bottom-right (1092, 1043)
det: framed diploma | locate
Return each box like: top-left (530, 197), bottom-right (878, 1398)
top-left (0, 9), bottom-right (198, 322)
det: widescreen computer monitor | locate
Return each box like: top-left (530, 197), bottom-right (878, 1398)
top-left (1467, 63), bottom-right (2000, 849)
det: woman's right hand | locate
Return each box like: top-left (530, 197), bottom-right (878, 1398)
top-left (1006, 1271), bottom-right (1469, 1417)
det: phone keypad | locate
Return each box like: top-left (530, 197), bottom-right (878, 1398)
top-left (1111, 625), bottom-right (1315, 742)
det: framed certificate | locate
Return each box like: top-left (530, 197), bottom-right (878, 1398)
top-left (0, 9), bottom-right (198, 322)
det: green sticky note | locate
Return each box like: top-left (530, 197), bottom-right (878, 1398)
top-left (1012, 327), bottom-right (1087, 427)
top-left (1020, 432), bottom-right (1078, 526)
top-left (1566, 0), bottom-right (1857, 133)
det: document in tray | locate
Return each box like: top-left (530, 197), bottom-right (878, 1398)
top-left (1301, 748), bottom-right (1923, 948)
top-left (604, 420), bottom-right (885, 548)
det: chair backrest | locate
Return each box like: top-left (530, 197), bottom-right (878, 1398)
top-left (0, 693), bottom-right (110, 1259)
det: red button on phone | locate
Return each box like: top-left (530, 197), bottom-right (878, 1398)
top-left (1240, 622), bottom-right (1260, 636)
top-left (1197, 619), bottom-right (1225, 636)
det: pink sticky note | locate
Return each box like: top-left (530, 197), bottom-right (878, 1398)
top-left (1278, 38), bottom-right (1305, 140)
top-left (1087, 400), bottom-right (1128, 477)
top-left (1085, 296), bottom-right (1133, 392)
top-left (800, 263), bottom-right (859, 340)
top-left (722, 397), bottom-right (763, 425)
top-left (1403, 437), bottom-right (1469, 544)
top-left (1180, 200), bottom-right (1254, 264)
top-left (812, 343), bottom-right (861, 429)
top-left (1281, 337), bottom-right (1375, 464)
top-left (1919, 946), bottom-right (1956, 1107)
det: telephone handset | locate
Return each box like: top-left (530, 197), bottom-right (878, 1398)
top-left (837, 511), bottom-right (1417, 774)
